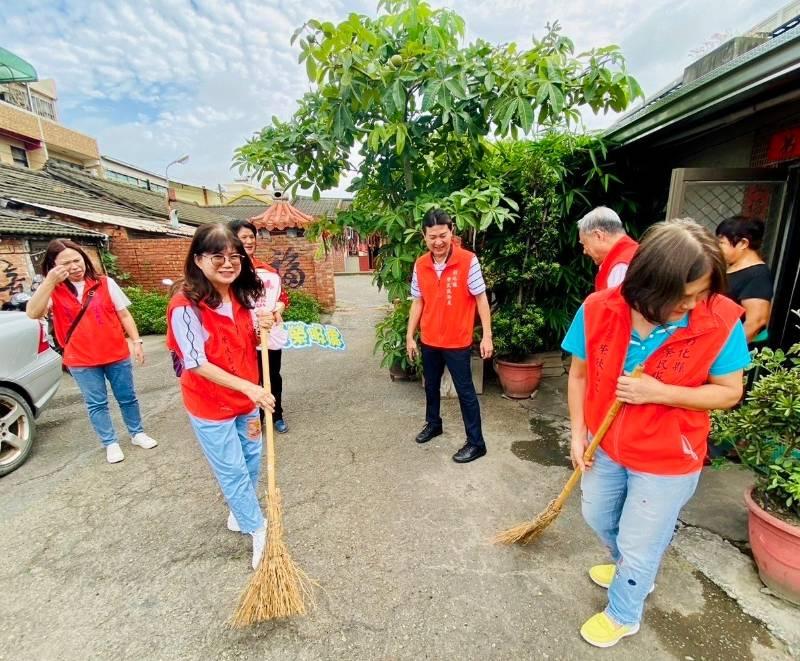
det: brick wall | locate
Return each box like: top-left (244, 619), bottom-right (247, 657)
top-left (0, 238), bottom-right (31, 303)
top-left (112, 235), bottom-right (191, 291)
top-left (3, 209), bottom-right (336, 310)
top-left (253, 233), bottom-right (336, 311)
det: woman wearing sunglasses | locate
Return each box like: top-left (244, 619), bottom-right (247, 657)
top-left (166, 224), bottom-right (275, 569)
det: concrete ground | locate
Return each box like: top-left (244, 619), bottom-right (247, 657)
top-left (1, 274), bottom-right (797, 660)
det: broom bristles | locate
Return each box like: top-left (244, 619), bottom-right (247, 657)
top-left (230, 489), bottom-right (313, 628)
top-left (492, 498), bottom-right (563, 546)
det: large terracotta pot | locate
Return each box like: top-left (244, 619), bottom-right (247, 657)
top-left (744, 487), bottom-right (800, 606)
top-left (494, 357), bottom-right (544, 399)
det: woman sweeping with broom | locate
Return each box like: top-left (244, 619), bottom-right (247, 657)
top-left (561, 218), bottom-right (750, 648)
top-left (167, 223), bottom-right (275, 570)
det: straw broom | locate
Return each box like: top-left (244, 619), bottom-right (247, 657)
top-left (494, 365), bottom-right (644, 546)
top-left (230, 326), bottom-right (312, 627)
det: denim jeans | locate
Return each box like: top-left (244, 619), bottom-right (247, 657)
top-left (188, 409), bottom-right (265, 534)
top-left (70, 357), bottom-right (144, 447)
top-left (421, 344), bottom-right (484, 448)
top-left (581, 447), bottom-right (700, 625)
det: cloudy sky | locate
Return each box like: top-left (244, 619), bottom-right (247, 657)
top-left (5, 0), bottom-right (791, 193)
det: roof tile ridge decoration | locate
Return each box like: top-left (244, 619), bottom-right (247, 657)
top-left (608, 20), bottom-right (800, 134)
top-left (249, 191), bottom-right (314, 232)
top-left (45, 163), bottom-right (166, 221)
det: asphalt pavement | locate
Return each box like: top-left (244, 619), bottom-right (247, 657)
top-left (0, 275), bottom-right (795, 660)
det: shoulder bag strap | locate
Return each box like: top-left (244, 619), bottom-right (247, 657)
top-left (62, 281), bottom-right (101, 348)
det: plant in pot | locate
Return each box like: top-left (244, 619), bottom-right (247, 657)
top-left (491, 303), bottom-right (545, 398)
top-left (374, 299), bottom-right (420, 381)
top-left (711, 336), bottom-right (800, 605)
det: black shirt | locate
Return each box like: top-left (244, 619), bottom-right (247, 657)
top-left (726, 263), bottom-right (773, 305)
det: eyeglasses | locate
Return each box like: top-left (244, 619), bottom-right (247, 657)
top-left (201, 253), bottom-right (244, 267)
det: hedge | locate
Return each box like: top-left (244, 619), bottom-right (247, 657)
top-left (124, 287), bottom-right (322, 335)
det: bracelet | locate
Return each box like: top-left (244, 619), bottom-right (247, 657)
top-left (133, 339), bottom-right (143, 344)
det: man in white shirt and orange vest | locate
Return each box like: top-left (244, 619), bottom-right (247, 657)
top-left (406, 209), bottom-right (493, 464)
top-left (577, 206), bottom-right (639, 291)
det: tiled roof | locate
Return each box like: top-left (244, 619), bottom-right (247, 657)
top-left (11, 201), bottom-right (195, 237)
top-left (293, 195), bottom-right (352, 218)
top-left (205, 202), bottom-right (271, 221)
top-left (47, 164), bottom-right (229, 227)
top-left (0, 207), bottom-right (107, 240)
top-left (0, 162), bottom-right (154, 220)
top-left (250, 199), bottom-right (313, 231)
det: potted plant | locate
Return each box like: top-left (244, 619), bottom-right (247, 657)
top-left (711, 332), bottom-right (800, 605)
top-left (491, 303), bottom-right (545, 398)
top-left (374, 299), bottom-right (420, 381)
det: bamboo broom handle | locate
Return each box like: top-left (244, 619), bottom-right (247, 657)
top-left (260, 328), bottom-right (276, 496)
top-left (551, 365), bottom-right (644, 510)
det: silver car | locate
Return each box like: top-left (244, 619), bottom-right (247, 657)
top-left (0, 311), bottom-right (63, 476)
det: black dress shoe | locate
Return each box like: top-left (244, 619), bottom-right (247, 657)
top-left (452, 443), bottom-right (487, 463)
top-left (415, 423), bottom-right (443, 444)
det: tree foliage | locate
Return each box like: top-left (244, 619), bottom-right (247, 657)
top-left (234, 0), bottom-right (643, 357)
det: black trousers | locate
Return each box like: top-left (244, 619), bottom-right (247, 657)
top-left (257, 349), bottom-right (283, 422)
top-left (421, 344), bottom-right (484, 449)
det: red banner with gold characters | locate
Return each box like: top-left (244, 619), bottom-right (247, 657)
top-left (767, 127), bottom-right (800, 163)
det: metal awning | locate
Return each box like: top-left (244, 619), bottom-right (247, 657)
top-left (0, 47), bottom-right (38, 84)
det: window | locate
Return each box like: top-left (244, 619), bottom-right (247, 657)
top-left (10, 146), bottom-right (28, 168)
top-left (105, 169), bottom-right (167, 193)
top-left (32, 94), bottom-right (57, 121)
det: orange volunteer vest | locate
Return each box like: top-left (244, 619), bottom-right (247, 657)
top-left (166, 292), bottom-right (259, 420)
top-left (595, 235), bottom-right (639, 291)
top-left (583, 287), bottom-right (743, 475)
top-left (50, 277), bottom-right (130, 368)
top-left (415, 245), bottom-right (478, 349)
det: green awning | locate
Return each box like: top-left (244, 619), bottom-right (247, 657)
top-left (0, 46), bottom-right (38, 83)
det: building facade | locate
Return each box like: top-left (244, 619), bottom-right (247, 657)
top-left (0, 79), bottom-right (100, 173)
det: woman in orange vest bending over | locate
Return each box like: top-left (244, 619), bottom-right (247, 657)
top-left (166, 224), bottom-right (275, 570)
top-left (562, 219), bottom-right (750, 648)
top-left (27, 239), bottom-right (159, 464)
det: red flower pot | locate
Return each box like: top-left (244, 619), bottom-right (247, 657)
top-left (494, 357), bottom-right (544, 399)
top-left (744, 487), bottom-right (800, 606)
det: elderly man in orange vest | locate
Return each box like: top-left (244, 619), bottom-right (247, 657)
top-left (406, 209), bottom-right (493, 464)
top-left (578, 206), bottom-right (639, 291)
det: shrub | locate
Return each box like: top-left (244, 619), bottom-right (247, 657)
top-left (283, 290), bottom-right (322, 323)
top-left (374, 298), bottom-right (421, 374)
top-left (712, 334), bottom-right (800, 522)
top-left (124, 287), bottom-right (169, 335)
top-left (492, 303), bottom-right (545, 362)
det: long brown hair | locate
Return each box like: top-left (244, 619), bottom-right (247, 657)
top-left (42, 239), bottom-right (99, 296)
top-left (182, 224), bottom-right (263, 308)
top-left (621, 218), bottom-right (728, 324)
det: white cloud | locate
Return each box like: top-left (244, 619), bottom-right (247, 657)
top-left (2, 0), bottom-right (793, 193)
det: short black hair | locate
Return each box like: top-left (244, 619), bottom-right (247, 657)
top-left (422, 208), bottom-right (453, 231)
top-left (715, 216), bottom-right (765, 252)
top-left (228, 219), bottom-right (258, 236)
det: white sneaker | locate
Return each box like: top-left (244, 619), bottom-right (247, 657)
top-left (131, 432), bottom-right (158, 449)
top-left (251, 527), bottom-right (266, 569)
top-left (227, 511), bottom-right (241, 532)
top-left (106, 443), bottom-right (125, 463)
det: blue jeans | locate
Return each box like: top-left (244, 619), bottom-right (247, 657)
top-left (421, 344), bottom-right (484, 448)
top-left (188, 410), bottom-right (265, 534)
top-left (581, 448), bottom-right (700, 626)
top-left (70, 357), bottom-right (144, 447)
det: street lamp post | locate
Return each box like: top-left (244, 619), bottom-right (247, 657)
top-left (165, 155), bottom-right (189, 224)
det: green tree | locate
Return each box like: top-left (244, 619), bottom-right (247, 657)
top-left (235, 0), bottom-right (643, 302)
